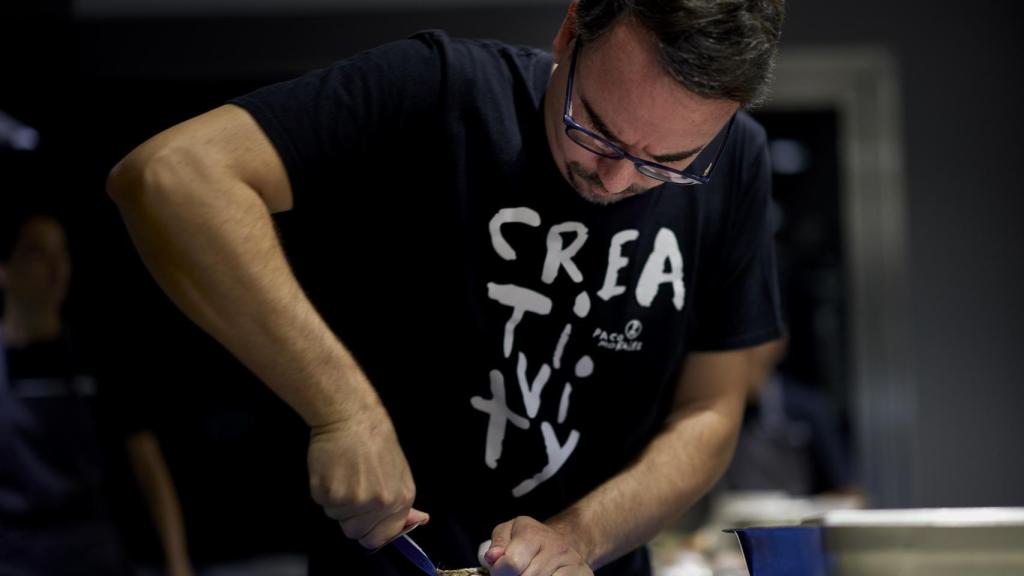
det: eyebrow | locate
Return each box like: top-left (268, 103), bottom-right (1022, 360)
top-left (580, 96), bottom-right (704, 164)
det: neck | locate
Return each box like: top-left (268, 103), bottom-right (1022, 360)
top-left (2, 304), bottom-right (62, 347)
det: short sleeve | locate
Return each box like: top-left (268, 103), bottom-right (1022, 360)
top-left (228, 31), bottom-right (445, 207)
top-left (690, 118), bottom-right (784, 350)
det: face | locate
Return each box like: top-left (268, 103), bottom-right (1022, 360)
top-left (2, 216), bottom-right (71, 315)
top-left (545, 17), bottom-right (739, 205)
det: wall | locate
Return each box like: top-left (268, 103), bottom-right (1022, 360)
top-left (779, 0), bottom-right (1024, 507)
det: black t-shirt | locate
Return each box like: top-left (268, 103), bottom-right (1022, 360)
top-left (231, 30), bottom-right (782, 575)
top-left (0, 334), bottom-right (135, 574)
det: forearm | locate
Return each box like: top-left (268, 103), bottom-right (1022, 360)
top-left (545, 348), bottom-right (756, 570)
top-left (108, 145), bottom-right (378, 427)
top-left (127, 431), bottom-right (191, 573)
top-left (108, 107), bottom-right (427, 551)
top-left (548, 399), bottom-right (742, 569)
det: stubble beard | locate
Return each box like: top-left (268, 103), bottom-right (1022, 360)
top-left (565, 161), bottom-right (646, 205)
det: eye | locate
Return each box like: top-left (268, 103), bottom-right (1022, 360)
top-left (577, 107), bottom-right (601, 133)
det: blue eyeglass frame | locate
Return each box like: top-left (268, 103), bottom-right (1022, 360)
top-left (562, 40), bottom-right (736, 186)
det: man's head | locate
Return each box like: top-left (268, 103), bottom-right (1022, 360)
top-left (0, 212), bottom-right (72, 320)
top-left (575, 0), bottom-right (785, 107)
top-left (545, 0), bottom-right (785, 204)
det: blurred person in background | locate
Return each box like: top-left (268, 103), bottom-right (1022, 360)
top-left (0, 208), bottom-right (193, 576)
top-left (723, 334), bottom-right (860, 497)
top-left (107, 1), bottom-right (786, 574)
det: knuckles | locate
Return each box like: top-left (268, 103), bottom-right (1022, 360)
top-left (309, 478), bottom-right (414, 519)
top-left (491, 516), bottom-right (586, 575)
top-left (497, 552), bottom-right (531, 574)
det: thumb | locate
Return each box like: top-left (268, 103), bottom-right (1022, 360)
top-left (477, 540), bottom-right (493, 568)
top-left (484, 520), bottom-right (513, 566)
top-left (405, 508), bottom-right (430, 529)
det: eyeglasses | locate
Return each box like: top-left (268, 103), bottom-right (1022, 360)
top-left (562, 41), bottom-right (735, 186)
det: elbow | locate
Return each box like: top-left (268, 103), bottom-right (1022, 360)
top-left (106, 152), bottom-right (139, 208)
top-left (107, 143), bottom-right (160, 209)
top-left (107, 141), bottom-right (195, 212)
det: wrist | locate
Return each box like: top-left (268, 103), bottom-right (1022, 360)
top-left (546, 508), bottom-right (598, 567)
top-left (301, 350), bottom-right (383, 428)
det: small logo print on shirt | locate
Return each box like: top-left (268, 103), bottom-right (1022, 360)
top-left (593, 320), bottom-right (644, 352)
top-left (624, 320), bottom-right (643, 340)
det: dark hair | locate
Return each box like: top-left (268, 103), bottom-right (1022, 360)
top-left (1, 152), bottom-right (67, 261)
top-left (0, 207), bottom-right (67, 262)
top-left (575, 0), bottom-right (786, 107)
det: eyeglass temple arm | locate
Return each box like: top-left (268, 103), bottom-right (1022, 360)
top-left (702, 114), bottom-right (736, 178)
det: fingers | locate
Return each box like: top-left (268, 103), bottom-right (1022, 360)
top-left (489, 518), bottom-right (543, 576)
top-left (330, 507), bottom-right (392, 544)
top-left (499, 545), bottom-right (576, 576)
top-left (306, 419), bottom-right (424, 549)
top-left (328, 506), bottom-right (430, 549)
top-left (314, 483), bottom-right (413, 526)
top-left (494, 539), bottom-right (543, 576)
top-left (355, 507), bottom-right (411, 549)
top-left (486, 517), bottom-right (592, 576)
top-left (485, 519), bottom-right (514, 566)
top-left (326, 504), bottom-right (430, 549)
top-left (478, 539), bottom-right (494, 569)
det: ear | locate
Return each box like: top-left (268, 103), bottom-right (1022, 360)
top-left (552, 1), bottom-right (579, 62)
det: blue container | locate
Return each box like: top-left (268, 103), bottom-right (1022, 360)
top-left (726, 526), bottom-right (829, 576)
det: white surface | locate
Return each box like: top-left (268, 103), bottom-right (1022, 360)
top-left (815, 507), bottom-right (1024, 527)
top-left (712, 491), bottom-right (864, 527)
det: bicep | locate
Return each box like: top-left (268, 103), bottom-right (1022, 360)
top-left (214, 104), bottom-right (293, 212)
top-left (670, 348), bottom-right (763, 420)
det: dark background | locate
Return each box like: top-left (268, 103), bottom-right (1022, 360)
top-left (3, 0), bottom-right (1022, 566)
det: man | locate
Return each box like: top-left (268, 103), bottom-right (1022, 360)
top-left (107, 1), bottom-right (785, 574)
top-left (0, 211), bottom-right (193, 575)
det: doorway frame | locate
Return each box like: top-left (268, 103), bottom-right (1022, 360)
top-left (763, 47), bottom-right (915, 506)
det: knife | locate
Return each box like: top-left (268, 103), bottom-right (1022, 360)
top-left (390, 532), bottom-right (437, 575)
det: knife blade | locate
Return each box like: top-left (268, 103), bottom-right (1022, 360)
top-left (391, 532), bottom-right (436, 575)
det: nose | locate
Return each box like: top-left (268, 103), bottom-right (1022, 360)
top-left (596, 157), bottom-right (636, 196)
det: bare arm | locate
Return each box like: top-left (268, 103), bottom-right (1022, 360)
top-left (487, 347), bottom-right (765, 573)
top-left (107, 104), bottom-right (357, 427)
top-left (126, 430), bottom-right (192, 576)
top-left (108, 105), bottom-right (427, 547)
